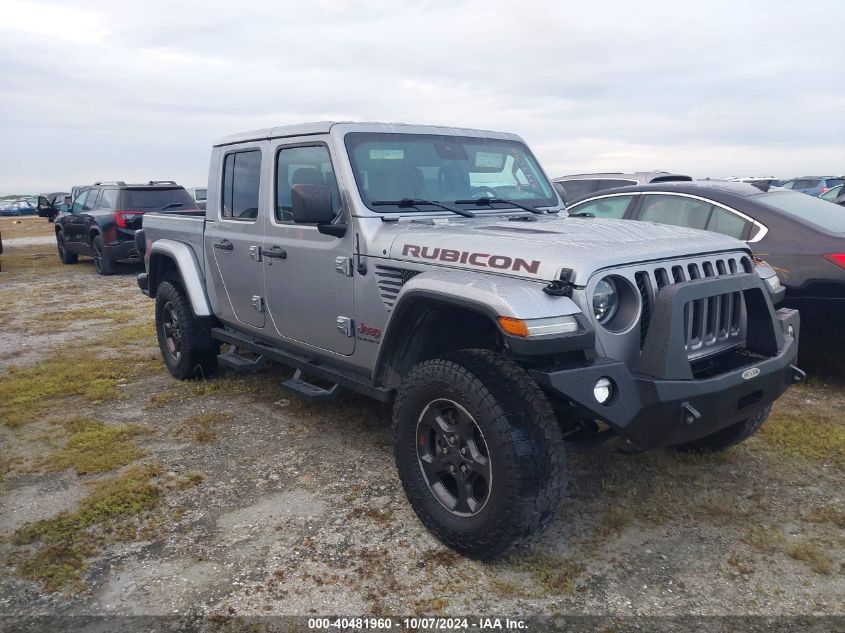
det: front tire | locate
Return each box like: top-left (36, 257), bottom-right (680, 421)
top-left (155, 278), bottom-right (219, 380)
top-left (674, 405), bottom-right (771, 453)
top-left (56, 232), bottom-right (78, 264)
top-left (91, 235), bottom-right (114, 275)
top-left (393, 349), bottom-right (566, 559)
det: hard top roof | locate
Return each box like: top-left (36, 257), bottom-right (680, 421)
top-left (213, 121), bottom-right (523, 147)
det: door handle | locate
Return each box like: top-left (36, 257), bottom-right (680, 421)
top-left (214, 239), bottom-right (233, 251)
top-left (261, 246), bottom-right (287, 260)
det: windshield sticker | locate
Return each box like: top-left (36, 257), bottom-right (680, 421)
top-left (369, 149), bottom-right (404, 160)
top-left (475, 151), bottom-right (505, 170)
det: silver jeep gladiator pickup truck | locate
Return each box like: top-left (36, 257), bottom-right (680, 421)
top-left (136, 122), bottom-right (803, 558)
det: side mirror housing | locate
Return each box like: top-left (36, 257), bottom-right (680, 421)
top-left (291, 184), bottom-right (346, 237)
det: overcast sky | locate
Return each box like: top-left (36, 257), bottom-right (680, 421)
top-left (1, 0), bottom-right (844, 194)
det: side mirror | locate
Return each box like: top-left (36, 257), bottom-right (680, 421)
top-left (291, 184), bottom-right (346, 237)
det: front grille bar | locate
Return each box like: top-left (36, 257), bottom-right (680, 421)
top-left (635, 255), bottom-right (750, 359)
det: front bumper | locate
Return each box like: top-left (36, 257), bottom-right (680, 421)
top-left (530, 274), bottom-right (803, 451)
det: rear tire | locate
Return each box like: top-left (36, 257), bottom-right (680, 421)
top-left (393, 349), bottom-right (566, 559)
top-left (91, 235), bottom-right (114, 275)
top-left (674, 405), bottom-right (771, 453)
top-left (56, 232), bottom-right (78, 264)
top-left (155, 277), bottom-right (219, 380)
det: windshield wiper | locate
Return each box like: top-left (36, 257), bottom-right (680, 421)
top-left (371, 198), bottom-right (476, 218)
top-left (454, 197), bottom-right (546, 215)
top-left (161, 203), bottom-right (185, 211)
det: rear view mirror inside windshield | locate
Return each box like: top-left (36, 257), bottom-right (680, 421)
top-left (472, 150), bottom-right (506, 172)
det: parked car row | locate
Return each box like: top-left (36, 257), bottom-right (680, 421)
top-left (0, 199), bottom-right (35, 216)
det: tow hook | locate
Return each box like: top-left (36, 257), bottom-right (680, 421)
top-left (790, 365), bottom-right (806, 384)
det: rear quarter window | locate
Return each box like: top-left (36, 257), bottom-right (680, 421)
top-left (759, 191), bottom-right (845, 233)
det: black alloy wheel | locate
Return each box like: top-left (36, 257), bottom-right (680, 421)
top-left (416, 399), bottom-right (491, 516)
top-left (161, 301), bottom-right (182, 362)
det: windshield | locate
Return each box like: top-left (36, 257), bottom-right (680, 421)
top-left (344, 133), bottom-right (557, 212)
top-left (758, 190), bottom-right (845, 233)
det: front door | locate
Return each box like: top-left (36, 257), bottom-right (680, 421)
top-left (262, 140), bottom-right (355, 355)
top-left (204, 145), bottom-right (266, 329)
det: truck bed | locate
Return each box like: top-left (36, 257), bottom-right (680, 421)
top-left (142, 212), bottom-right (208, 276)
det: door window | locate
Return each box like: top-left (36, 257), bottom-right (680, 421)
top-left (639, 195), bottom-right (711, 229)
top-left (71, 190), bottom-right (89, 213)
top-left (568, 195), bottom-right (634, 219)
top-left (86, 189), bottom-right (101, 209)
top-left (275, 145), bottom-right (339, 222)
top-left (222, 150), bottom-right (261, 220)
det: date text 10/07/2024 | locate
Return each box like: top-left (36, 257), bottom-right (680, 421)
top-left (307, 617), bottom-right (528, 630)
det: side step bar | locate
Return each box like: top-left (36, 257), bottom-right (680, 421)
top-left (282, 369), bottom-right (342, 401)
top-left (210, 327), bottom-right (393, 403)
top-left (218, 345), bottom-right (265, 372)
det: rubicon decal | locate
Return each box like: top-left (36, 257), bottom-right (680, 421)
top-left (402, 244), bottom-right (540, 274)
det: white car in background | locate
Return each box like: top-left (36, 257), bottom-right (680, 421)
top-left (726, 176), bottom-right (783, 188)
top-left (186, 187), bottom-right (207, 210)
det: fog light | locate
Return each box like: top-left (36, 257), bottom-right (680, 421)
top-left (787, 324), bottom-right (795, 338)
top-left (593, 377), bottom-right (613, 404)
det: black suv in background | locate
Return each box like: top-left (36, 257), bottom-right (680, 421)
top-left (55, 181), bottom-right (199, 275)
top-left (553, 171), bottom-right (692, 204)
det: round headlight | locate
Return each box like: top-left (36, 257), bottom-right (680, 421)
top-left (593, 277), bottom-right (619, 324)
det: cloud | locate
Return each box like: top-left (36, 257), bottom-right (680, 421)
top-left (0, 0), bottom-right (843, 193)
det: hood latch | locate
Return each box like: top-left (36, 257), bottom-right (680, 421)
top-left (543, 268), bottom-right (574, 297)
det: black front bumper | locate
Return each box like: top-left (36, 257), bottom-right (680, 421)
top-left (530, 274), bottom-right (803, 451)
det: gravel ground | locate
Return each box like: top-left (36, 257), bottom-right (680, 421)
top-left (0, 216), bottom-right (843, 623)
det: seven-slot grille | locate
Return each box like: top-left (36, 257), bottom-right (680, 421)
top-left (634, 254), bottom-right (753, 359)
top-left (375, 266), bottom-right (419, 311)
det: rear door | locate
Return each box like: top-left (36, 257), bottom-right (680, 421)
top-left (262, 138), bottom-right (355, 355)
top-left (204, 144), bottom-right (266, 329)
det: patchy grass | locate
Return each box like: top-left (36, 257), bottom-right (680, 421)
top-left (10, 465), bottom-right (163, 591)
top-left (147, 389), bottom-right (183, 408)
top-left (742, 526), bottom-right (787, 554)
top-left (179, 411), bottom-right (232, 443)
top-left (109, 321), bottom-right (156, 347)
top-left (727, 552), bottom-right (755, 576)
top-left (0, 352), bottom-right (160, 427)
top-left (509, 553), bottom-right (585, 594)
top-left (0, 216), bottom-right (56, 239)
top-left (0, 247), bottom-right (62, 273)
top-left (786, 540), bottom-right (833, 575)
top-left (33, 306), bottom-right (141, 325)
top-left (806, 505), bottom-right (845, 529)
top-left (40, 418), bottom-right (145, 475)
top-left (761, 411), bottom-right (845, 468)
